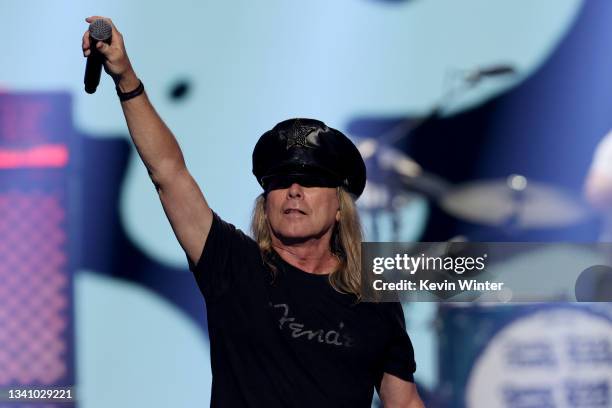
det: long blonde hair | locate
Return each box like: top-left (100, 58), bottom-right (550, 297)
top-left (251, 187), bottom-right (363, 300)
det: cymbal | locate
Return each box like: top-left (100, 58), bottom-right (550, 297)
top-left (440, 177), bottom-right (592, 228)
top-left (356, 138), bottom-right (450, 202)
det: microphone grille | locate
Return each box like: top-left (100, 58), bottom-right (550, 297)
top-left (89, 19), bottom-right (112, 41)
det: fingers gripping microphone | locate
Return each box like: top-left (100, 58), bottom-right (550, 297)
top-left (84, 19), bottom-right (112, 94)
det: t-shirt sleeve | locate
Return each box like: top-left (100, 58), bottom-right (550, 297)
top-left (186, 211), bottom-right (262, 301)
top-left (380, 302), bottom-right (417, 383)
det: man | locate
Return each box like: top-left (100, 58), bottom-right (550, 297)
top-left (585, 130), bottom-right (612, 241)
top-left (82, 16), bottom-right (424, 407)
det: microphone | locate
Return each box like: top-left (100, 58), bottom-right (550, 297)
top-left (84, 19), bottom-right (112, 94)
top-left (466, 64), bottom-right (516, 84)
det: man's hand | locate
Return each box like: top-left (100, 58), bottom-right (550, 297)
top-left (81, 16), bottom-right (139, 92)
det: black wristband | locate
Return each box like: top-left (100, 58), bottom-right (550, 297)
top-left (116, 79), bottom-right (144, 102)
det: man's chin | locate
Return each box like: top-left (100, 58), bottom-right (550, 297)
top-left (276, 233), bottom-right (311, 245)
top-left (273, 228), bottom-right (319, 244)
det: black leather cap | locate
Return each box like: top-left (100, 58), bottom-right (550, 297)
top-left (252, 118), bottom-right (366, 197)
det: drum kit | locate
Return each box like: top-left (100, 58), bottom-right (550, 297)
top-left (356, 135), bottom-right (609, 408)
top-left (354, 64), bottom-right (595, 242)
top-left (356, 137), bottom-right (594, 241)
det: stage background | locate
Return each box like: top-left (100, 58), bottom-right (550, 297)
top-left (2, 1), bottom-right (611, 407)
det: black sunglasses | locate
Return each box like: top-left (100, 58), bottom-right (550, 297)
top-left (263, 174), bottom-right (340, 191)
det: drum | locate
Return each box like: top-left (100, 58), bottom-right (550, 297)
top-left (437, 303), bottom-right (612, 408)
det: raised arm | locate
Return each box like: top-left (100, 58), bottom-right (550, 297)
top-left (82, 16), bottom-right (213, 265)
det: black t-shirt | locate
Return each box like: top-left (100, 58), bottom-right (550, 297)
top-left (187, 211), bottom-right (416, 407)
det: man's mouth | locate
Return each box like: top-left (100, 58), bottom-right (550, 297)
top-left (284, 209), bottom-right (306, 215)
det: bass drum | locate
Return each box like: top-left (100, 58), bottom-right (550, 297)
top-left (437, 303), bottom-right (612, 408)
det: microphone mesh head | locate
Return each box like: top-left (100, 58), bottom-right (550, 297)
top-left (89, 19), bottom-right (112, 41)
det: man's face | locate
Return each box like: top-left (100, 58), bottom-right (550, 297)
top-left (265, 183), bottom-right (340, 243)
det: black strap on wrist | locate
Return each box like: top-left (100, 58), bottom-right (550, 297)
top-left (116, 79), bottom-right (144, 102)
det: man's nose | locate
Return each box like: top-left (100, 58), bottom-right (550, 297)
top-left (287, 183), bottom-right (303, 198)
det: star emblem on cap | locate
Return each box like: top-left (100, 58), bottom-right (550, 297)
top-left (281, 120), bottom-right (318, 150)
